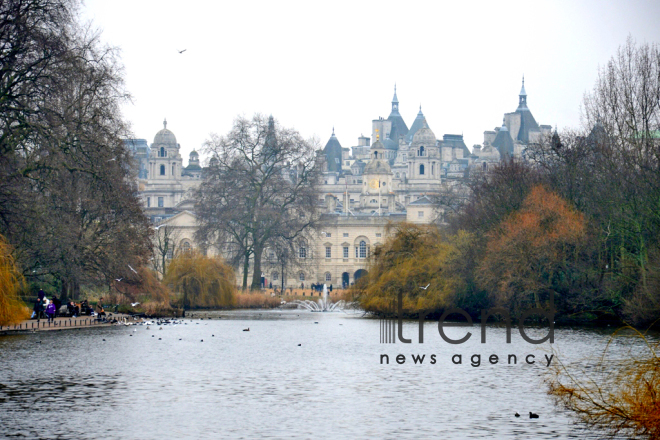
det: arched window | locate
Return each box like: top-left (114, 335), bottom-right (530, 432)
top-left (272, 272), bottom-right (278, 281)
top-left (483, 162), bottom-right (487, 171)
top-left (160, 164), bottom-right (165, 175)
top-left (182, 241), bottom-right (192, 254)
top-left (420, 164), bottom-right (425, 175)
top-left (299, 246), bottom-right (306, 259)
top-left (160, 147), bottom-right (166, 157)
top-left (325, 273), bottom-right (332, 282)
top-left (419, 146), bottom-right (425, 156)
top-left (299, 272), bottom-right (305, 281)
top-left (374, 151), bottom-right (378, 159)
top-left (359, 240), bottom-right (367, 258)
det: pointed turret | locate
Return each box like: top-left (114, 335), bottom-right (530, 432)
top-left (514, 76), bottom-right (540, 143)
top-left (323, 128), bottom-right (343, 173)
top-left (405, 105), bottom-right (425, 143)
top-left (263, 115), bottom-right (278, 161)
top-left (492, 118), bottom-right (514, 159)
top-left (387, 84), bottom-right (408, 146)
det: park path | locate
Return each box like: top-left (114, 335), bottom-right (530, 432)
top-left (0, 315), bottom-right (121, 333)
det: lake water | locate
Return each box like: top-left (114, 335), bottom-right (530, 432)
top-left (0, 309), bottom-right (649, 439)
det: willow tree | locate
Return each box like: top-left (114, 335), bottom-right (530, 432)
top-left (194, 115), bottom-right (321, 290)
top-left (353, 223), bottom-right (459, 315)
top-left (164, 252), bottom-right (235, 309)
top-left (0, 235), bottom-right (29, 325)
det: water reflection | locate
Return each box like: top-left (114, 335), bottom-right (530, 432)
top-left (0, 310), bottom-right (652, 439)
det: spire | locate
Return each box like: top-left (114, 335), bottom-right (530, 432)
top-left (163, 118), bottom-right (167, 129)
top-left (332, 126), bottom-right (335, 136)
top-left (518, 75), bottom-right (528, 110)
top-left (264, 115), bottom-right (277, 159)
top-left (391, 84), bottom-right (399, 113)
top-left (501, 117), bottom-right (508, 131)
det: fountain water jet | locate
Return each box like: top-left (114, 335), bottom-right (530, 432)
top-left (292, 284), bottom-right (349, 312)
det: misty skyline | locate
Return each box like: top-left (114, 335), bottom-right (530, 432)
top-left (82, 0), bottom-right (660, 160)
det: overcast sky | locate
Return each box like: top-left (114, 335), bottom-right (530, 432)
top-left (82, 0), bottom-right (660, 163)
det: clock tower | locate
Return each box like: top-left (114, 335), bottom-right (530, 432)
top-left (360, 137), bottom-right (394, 213)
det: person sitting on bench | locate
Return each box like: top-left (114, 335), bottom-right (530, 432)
top-left (67, 301), bottom-right (79, 317)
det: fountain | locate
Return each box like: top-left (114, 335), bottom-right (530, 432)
top-left (292, 284), bottom-right (349, 312)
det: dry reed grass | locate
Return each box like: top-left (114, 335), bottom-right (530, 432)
top-left (548, 326), bottom-right (660, 439)
top-left (234, 292), bottom-right (282, 309)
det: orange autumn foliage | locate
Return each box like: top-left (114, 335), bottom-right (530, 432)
top-left (478, 185), bottom-right (587, 314)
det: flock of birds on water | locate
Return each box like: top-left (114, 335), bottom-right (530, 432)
top-left (32, 311), bottom-right (542, 420)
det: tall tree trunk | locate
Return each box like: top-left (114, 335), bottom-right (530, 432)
top-left (242, 252), bottom-right (249, 290)
top-left (251, 243), bottom-right (264, 291)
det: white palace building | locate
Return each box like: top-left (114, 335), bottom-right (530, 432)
top-left (130, 80), bottom-right (550, 288)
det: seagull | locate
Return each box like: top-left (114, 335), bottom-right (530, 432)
top-left (127, 264), bottom-right (138, 274)
top-left (243, 328), bottom-right (250, 332)
top-left (529, 412), bottom-right (539, 419)
top-left (420, 283), bottom-right (430, 290)
top-left (115, 278), bottom-right (123, 282)
top-left (131, 302), bottom-right (140, 307)
top-left (178, 49), bottom-right (187, 54)
top-left (107, 157), bottom-right (116, 162)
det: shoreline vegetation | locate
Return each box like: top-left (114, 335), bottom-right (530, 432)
top-left (346, 38), bottom-right (660, 439)
top-left (0, 1), bottom-right (658, 437)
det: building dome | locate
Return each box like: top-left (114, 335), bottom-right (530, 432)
top-left (411, 119), bottom-right (436, 147)
top-left (370, 139), bottom-right (385, 151)
top-left (190, 150), bottom-right (199, 160)
top-left (153, 119), bottom-right (177, 146)
top-left (363, 158), bottom-right (392, 175)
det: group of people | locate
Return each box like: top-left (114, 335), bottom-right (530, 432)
top-left (32, 290), bottom-right (98, 322)
top-left (32, 290), bottom-right (61, 323)
top-left (310, 283), bottom-right (332, 293)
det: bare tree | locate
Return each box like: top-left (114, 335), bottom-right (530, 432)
top-left (152, 225), bottom-right (182, 278)
top-left (0, 0), bottom-right (152, 297)
top-left (195, 114), bottom-right (321, 290)
top-left (262, 232), bottom-right (316, 292)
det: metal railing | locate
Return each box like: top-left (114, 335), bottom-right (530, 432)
top-left (0, 317), bottom-right (106, 332)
